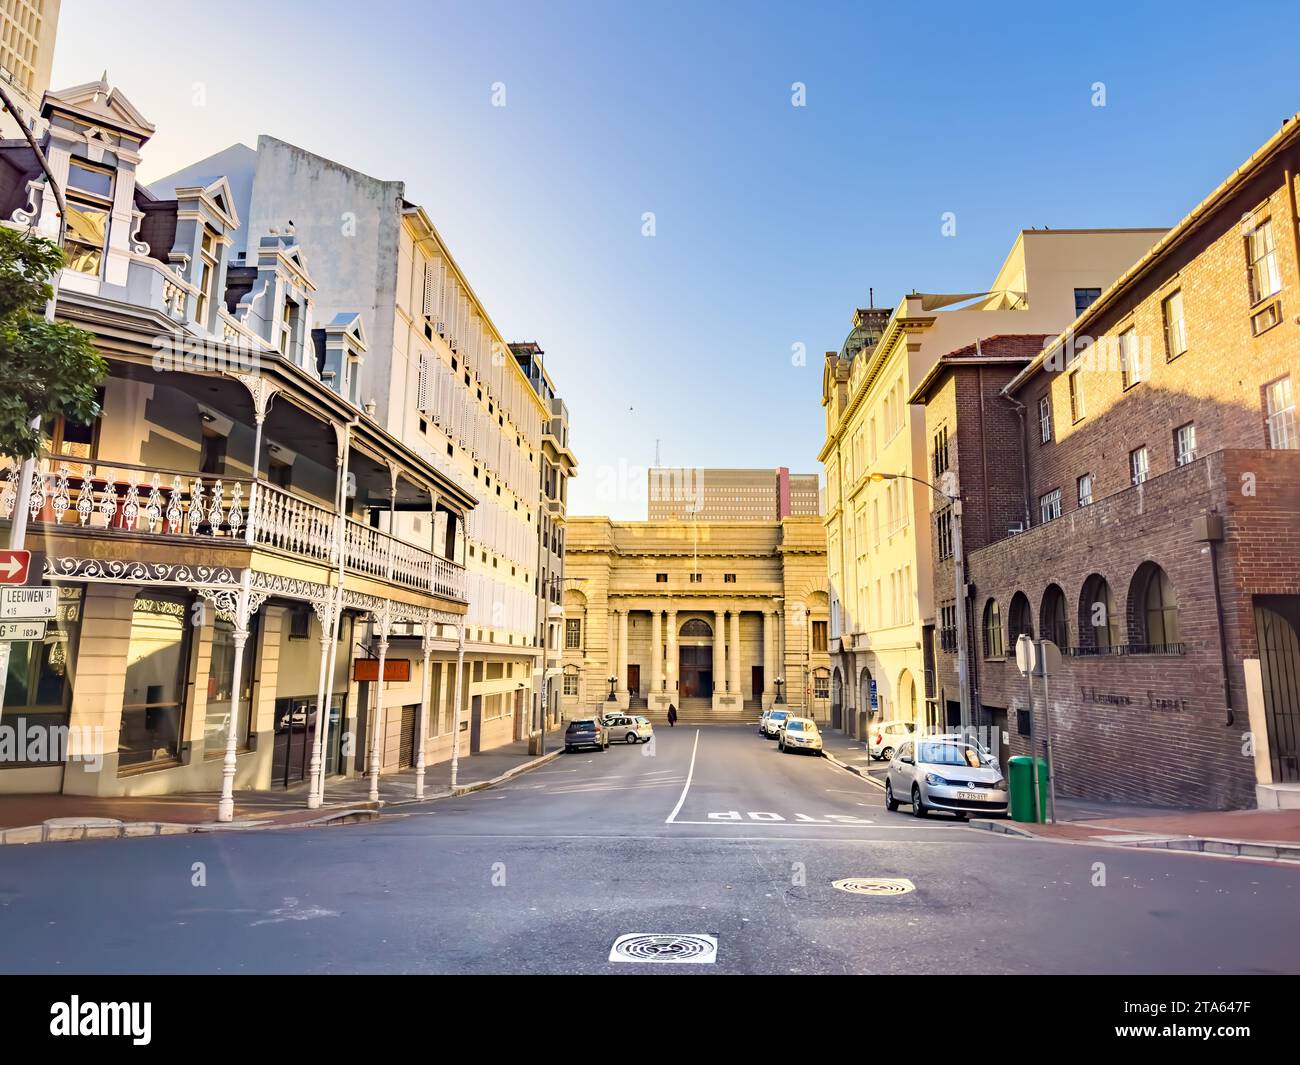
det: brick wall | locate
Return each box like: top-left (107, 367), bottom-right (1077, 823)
top-left (922, 141), bottom-right (1300, 809)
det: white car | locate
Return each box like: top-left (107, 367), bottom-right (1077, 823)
top-left (885, 735), bottom-right (1008, 820)
top-left (777, 717), bottom-right (823, 754)
top-left (602, 712), bottom-right (653, 744)
top-left (868, 720), bottom-right (916, 761)
top-left (761, 708), bottom-right (791, 738)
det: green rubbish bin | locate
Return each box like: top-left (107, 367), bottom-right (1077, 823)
top-left (1008, 755), bottom-right (1049, 823)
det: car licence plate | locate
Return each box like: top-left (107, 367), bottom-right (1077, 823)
top-left (956, 791), bottom-right (983, 802)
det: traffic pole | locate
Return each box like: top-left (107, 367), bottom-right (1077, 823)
top-left (1038, 638), bottom-right (1058, 825)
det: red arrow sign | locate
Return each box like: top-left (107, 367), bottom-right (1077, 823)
top-left (0, 550), bottom-right (31, 584)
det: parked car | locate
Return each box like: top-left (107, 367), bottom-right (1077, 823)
top-left (761, 708), bottom-right (791, 738)
top-left (868, 720), bottom-right (917, 761)
top-left (777, 717), bottom-right (823, 755)
top-left (564, 718), bottom-right (609, 753)
top-left (603, 712), bottom-right (653, 744)
top-left (884, 736), bottom-right (1008, 820)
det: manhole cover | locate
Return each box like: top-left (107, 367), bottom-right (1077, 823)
top-left (609, 933), bottom-right (718, 964)
top-left (832, 877), bottom-right (915, 896)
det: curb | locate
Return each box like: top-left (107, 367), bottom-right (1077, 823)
top-left (0, 747), bottom-right (565, 846)
top-left (967, 818), bottom-right (1036, 838)
top-left (1102, 833), bottom-right (1300, 863)
top-left (823, 749), bottom-right (886, 791)
top-left (0, 806), bottom-right (383, 846)
top-left (449, 746), bottom-right (563, 797)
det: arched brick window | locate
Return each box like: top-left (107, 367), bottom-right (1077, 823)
top-left (1131, 562), bottom-right (1181, 649)
top-left (1040, 584), bottom-right (1069, 649)
top-left (1008, 592), bottom-right (1034, 642)
top-left (1079, 574), bottom-right (1120, 651)
top-left (982, 598), bottom-right (1004, 658)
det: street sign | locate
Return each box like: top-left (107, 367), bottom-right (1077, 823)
top-left (869, 678), bottom-right (878, 710)
top-left (1015, 634), bottom-right (1036, 676)
top-left (0, 620), bottom-right (47, 641)
top-left (1035, 639), bottom-right (1063, 678)
top-left (352, 658), bottom-right (412, 682)
top-left (0, 550), bottom-right (31, 585)
top-left (0, 587), bottom-right (57, 619)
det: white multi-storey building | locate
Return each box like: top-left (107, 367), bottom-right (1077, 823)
top-left (158, 135), bottom-right (558, 760)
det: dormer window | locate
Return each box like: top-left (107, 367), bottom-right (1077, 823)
top-left (66, 160), bottom-right (114, 276)
top-left (280, 296), bottom-right (299, 357)
top-left (195, 228), bottom-right (219, 329)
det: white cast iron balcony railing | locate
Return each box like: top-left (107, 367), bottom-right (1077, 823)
top-left (0, 456), bottom-right (465, 602)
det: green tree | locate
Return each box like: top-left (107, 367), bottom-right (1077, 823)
top-left (0, 226), bottom-right (105, 460)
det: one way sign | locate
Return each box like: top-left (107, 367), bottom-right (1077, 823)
top-left (0, 550), bottom-right (30, 585)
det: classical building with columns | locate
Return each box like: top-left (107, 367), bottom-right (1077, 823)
top-left (560, 515), bottom-right (832, 721)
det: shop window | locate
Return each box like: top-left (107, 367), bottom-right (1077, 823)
top-left (205, 613), bottom-right (259, 758)
top-left (119, 592), bottom-right (193, 770)
top-left (1, 586), bottom-right (83, 765)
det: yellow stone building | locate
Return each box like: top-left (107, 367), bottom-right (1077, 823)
top-left (819, 230), bottom-right (1166, 738)
top-left (561, 516), bottom-right (831, 722)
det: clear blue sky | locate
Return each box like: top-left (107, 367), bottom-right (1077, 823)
top-left (54, 0), bottom-right (1300, 517)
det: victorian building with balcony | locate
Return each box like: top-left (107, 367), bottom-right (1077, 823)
top-left (0, 78), bottom-right (476, 810)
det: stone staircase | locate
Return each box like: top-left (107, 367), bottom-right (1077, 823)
top-left (640, 698), bottom-right (761, 725)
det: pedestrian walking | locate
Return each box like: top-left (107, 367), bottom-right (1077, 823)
top-left (667, 703), bottom-right (677, 727)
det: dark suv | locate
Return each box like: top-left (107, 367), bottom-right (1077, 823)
top-left (564, 718), bottom-right (609, 753)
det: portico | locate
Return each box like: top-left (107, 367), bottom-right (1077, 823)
top-left (560, 516), bottom-right (832, 723)
top-left (605, 601), bottom-right (783, 712)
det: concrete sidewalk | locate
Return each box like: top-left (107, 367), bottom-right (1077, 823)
top-left (0, 736), bottom-right (562, 845)
top-left (975, 797), bottom-right (1300, 863)
top-left (819, 730), bottom-right (887, 787)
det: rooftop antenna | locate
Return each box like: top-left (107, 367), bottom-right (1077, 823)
top-left (654, 438), bottom-right (661, 468)
top-left (869, 287), bottom-right (874, 307)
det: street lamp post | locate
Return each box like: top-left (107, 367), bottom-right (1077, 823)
top-left (774, 595), bottom-right (785, 704)
top-left (606, 675), bottom-right (617, 702)
top-left (867, 470), bottom-right (971, 733)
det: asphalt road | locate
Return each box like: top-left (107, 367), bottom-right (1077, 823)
top-left (2, 724), bottom-right (1298, 974)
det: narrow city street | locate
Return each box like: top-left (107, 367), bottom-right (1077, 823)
top-left (2, 725), bottom-right (1297, 975)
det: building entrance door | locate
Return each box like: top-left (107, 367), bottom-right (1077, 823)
top-left (1255, 598), bottom-right (1300, 783)
top-left (627, 664), bottom-right (640, 697)
top-left (752, 666), bottom-right (763, 701)
top-left (470, 694), bottom-right (483, 754)
top-left (678, 646), bottom-right (713, 698)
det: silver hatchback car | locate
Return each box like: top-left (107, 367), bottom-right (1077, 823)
top-left (885, 735), bottom-right (1007, 820)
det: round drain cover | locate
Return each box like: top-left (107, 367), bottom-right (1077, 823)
top-left (832, 877), bottom-right (915, 896)
top-left (609, 933), bottom-right (718, 964)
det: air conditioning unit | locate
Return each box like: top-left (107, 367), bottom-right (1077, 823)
top-left (449, 336), bottom-right (458, 353)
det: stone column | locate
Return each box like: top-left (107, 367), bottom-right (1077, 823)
top-left (729, 609), bottom-right (741, 700)
top-left (666, 609), bottom-right (678, 693)
top-left (717, 611), bottom-right (728, 696)
top-left (617, 608), bottom-right (629, 701)
top-left (608, 608), bottom-right (617, 693)
top-left (650, 609), bottom-right (663, 693)
top-left (763, 610), bottom-right (776, 706)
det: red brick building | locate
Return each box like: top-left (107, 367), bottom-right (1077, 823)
top-left (913, 116), bottom-right (1300, 810)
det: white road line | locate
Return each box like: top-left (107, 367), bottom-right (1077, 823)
top-left (664, 729), bottom-right (701, 824)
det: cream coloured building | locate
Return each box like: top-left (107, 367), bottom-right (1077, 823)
top-left (0, 0), bottom-right (60, 136)
top-left (819, 229), bottom-right (1166, 738)
top-left (561, 515), bottom-right (831, 722)
top-left (159, 134), bottom-right (560, 766)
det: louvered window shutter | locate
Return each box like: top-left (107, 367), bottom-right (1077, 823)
top-left (416, 352), bottom-right (430, 412)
